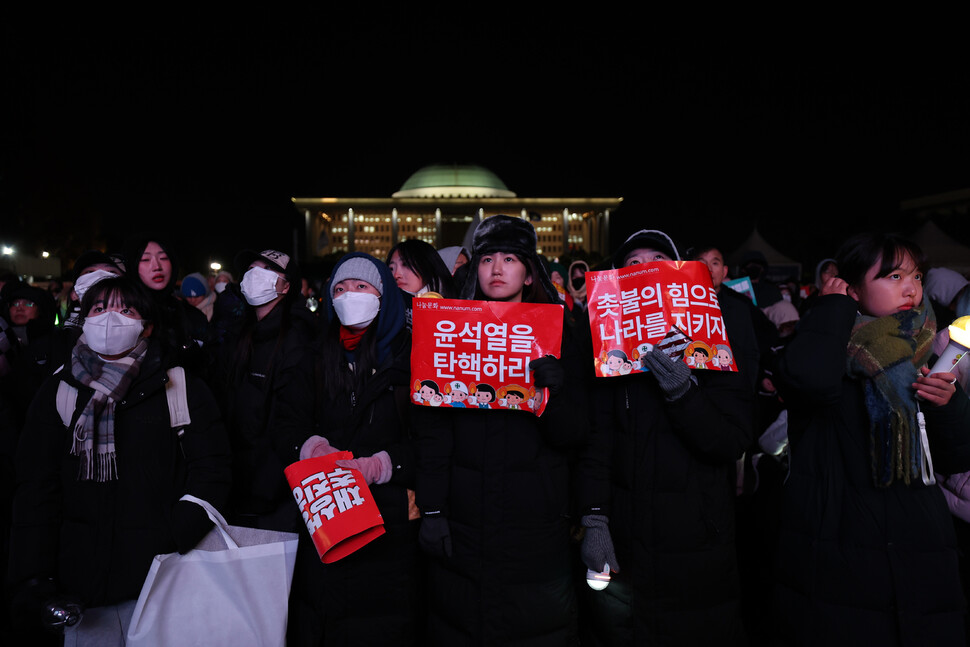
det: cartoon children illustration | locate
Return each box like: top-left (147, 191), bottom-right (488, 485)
top-left (712, 344), bottom-right (734, 371)
top-left (528, 388), bottom-right (544, 411)
top-left (448, 381), bottom-right (470, 408)
top-left (502, 388), bottom-right (526, 410)
top-left (632, 342), bottom-right (654, 372)
top-left (471, 383), bottom-right (496, 409)
top-left (602, 349), bottom-right (635, 377)
top-left (685, 341), bottom-right (713, 369)
top-left (414, 379), bottom-right (444, 406)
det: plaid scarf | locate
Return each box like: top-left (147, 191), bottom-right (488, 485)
top-left (846, 302), bottom-right (936, 487)
top-left (70, 336), bottom-right (149, 481)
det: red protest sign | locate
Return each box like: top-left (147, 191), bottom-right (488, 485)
top-left (284, 452), bottom-right (385, 563)
top-left (586, 261), bottom-right (736, 377)
top-left (410, 298), bottom-right (564, 416)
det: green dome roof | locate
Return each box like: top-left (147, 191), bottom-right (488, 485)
top-left (393, 164), bottom-right (516, 198)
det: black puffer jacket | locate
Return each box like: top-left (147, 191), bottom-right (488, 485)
top-left (577, 358), bottom-right (752, 645)
top-left (772, 294), bottom-right (970, 646)
top-left (7, 340), bottom-right (232, 607)
top-left (211, 299), bottom-right (317, 532)
top-left (414, 311), bottom-right (589, 646)
top-left (276, 252), bottom-right (421, 647)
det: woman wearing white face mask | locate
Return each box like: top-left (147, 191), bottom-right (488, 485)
top-left (208, 249), bottom-right (318, 534)
top-left (275, 252), bottom-right (421, 646)
top-left (7, 276), bottom-right (231, 643)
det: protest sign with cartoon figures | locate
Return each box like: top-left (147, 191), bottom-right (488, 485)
top-left (410, 298), bottom-right (564, 416)
top-left (586, 261), bottom-right (735, 377)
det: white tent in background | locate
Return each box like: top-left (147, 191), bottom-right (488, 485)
top-left (909, 220), bottom-right (970, 274)
top-left (726, 227), bottom-right (802, 280)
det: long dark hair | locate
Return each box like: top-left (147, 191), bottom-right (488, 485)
top-left (318, 320), bottom-right (383, 396)
top-left (386, 239), bottom-right (457, 297)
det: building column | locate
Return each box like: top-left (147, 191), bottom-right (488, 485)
top-left (348, 208), bottom-right (356, 253)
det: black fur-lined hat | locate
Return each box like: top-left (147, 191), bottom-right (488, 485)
top-left (459, 214), bottom-right (559, 303)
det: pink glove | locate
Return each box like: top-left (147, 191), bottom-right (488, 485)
top-left (336, 451), bottom-right (393, 485)
top-left (299, 435), bottom-right (341, 461)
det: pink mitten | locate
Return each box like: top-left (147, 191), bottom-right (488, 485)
top-left (336, 451), bottom-right (393, 485)
top-left (300, 435), bottom-right (341, 461)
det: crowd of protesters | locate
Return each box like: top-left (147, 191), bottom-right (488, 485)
top-left (1, 219), bottom-right (969, 646)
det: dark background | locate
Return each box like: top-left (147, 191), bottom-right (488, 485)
top-left (4, 14), bottom-right (970, 281)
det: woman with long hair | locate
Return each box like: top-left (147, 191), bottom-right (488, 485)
top-left (385, 239), bottom-right (457, 329)
top-left (414, 215), bottom-right (589, 645)
top-left (772, 232), bottom-right (970, 645)
top-left (278, 252), bottom-right (421, 646)
top-left (122, 233), bottom-right (208, 373)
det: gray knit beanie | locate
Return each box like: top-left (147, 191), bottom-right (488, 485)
top-left (330, 257), bottom-right (384, 299)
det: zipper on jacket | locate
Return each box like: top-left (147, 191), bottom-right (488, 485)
top-left (351, 391), bottom-right (357, 409)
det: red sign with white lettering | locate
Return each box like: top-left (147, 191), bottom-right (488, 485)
top-left (585, 261), bottom-right (736, 377)
top-left (410, 298), bottom-right (564, 416)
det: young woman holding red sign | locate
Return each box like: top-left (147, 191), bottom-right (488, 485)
top-left (274, 252), bottom-right (423, 646)
top-left (414, 214), bottom-right (590, 646)
top-left (576, 229), bottom-right (754, 646)
top-left (771, 233), bottom-right (970, 645)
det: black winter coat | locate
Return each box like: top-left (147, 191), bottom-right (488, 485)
top-left (7, 340), bottom-right (232, 607)
top-left (773, 294), bottom-right (970, 646)
top-left (414, 312), bottom-right (589, 647)
top-left (277, 327), bottom-right (421, 647)
top-left (212, 300), bottom-right (316, 531)
top-left (577, 359), bottom-right (752, 645)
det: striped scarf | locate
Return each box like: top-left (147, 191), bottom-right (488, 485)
top-left (845, 302), bottom-right (936, 487)
top-left (70, 336), bottom-right (149, 481)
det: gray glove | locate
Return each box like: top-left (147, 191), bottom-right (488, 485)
top-left (419, 512), bottom-right (453, 558)
top-left (641, 348), bottom-right (692, 401)
top-left (580, 514), bottom-right (619, 573)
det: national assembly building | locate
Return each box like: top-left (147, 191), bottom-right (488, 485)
top-left (291, 163), bottom-right (623, 263)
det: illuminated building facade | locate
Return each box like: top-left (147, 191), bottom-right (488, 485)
top-left (292, 164), bottom-right (622, 261)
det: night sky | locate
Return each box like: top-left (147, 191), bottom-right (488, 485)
top-left (4, 16), bottom-right (970, 280)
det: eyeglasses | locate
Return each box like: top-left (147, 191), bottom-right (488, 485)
top-left (11, 300), bottom-right (37, 308)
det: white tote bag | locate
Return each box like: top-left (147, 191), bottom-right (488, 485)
top-left (126, 495), bottom-right (299, 647)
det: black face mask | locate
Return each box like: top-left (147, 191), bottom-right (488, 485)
top-left (572, 276), bottom-right (586, 290)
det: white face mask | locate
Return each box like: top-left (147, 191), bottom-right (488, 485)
top-left (213, 281), bottom-right (228, 294)
top-left (240, 266), bottom-right (282, 306)
top-left (83, 311), bottom-right (145, 356)
top-left (332, 292), bottom-right (380, 329)
top-left (74, 270), bottom-right (118, 301)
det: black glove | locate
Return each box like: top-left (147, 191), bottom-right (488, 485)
top-left (419, 512), bottom-right (453, 558)
top-left (641, 348), bottom-right (692, 401)
top-left (529, 355), bottom-right (565, 396)
top-left (580, 514), bottom-right (619, 573)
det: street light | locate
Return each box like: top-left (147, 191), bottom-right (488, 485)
top-left (210, 262), bottom-right (222, 272)
top-left (1, 246), bottom-right (13, 255)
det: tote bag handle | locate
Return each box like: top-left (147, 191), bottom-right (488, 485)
top-left (179, 494), bottom-right (238, 550)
